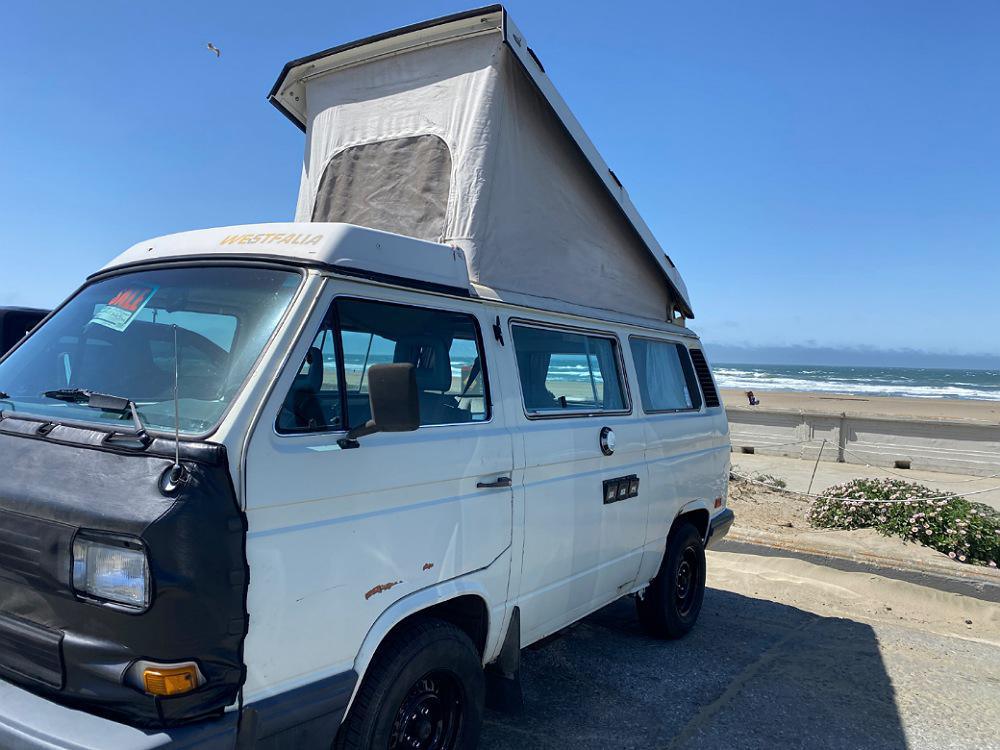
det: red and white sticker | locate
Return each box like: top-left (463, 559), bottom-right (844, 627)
top-left (90, 285), bottom-right (159, 332)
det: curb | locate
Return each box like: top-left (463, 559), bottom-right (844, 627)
top-left (726, 527), bottom-right (1000, 588)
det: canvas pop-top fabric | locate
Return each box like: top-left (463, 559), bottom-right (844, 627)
top-left (296, 32), bottom-right (676, 323)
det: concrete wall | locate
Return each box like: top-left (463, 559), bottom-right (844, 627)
top-left (726, 408), bottom-right (1000, 477)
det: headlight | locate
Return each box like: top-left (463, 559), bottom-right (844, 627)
top-left (72, 535), bottom-right (150, 609)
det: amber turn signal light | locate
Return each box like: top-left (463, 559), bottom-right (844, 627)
top-left (143, 665), bottom-right (199, 696)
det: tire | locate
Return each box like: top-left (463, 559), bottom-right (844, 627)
top-left (334, 617), bottom-right (485, 750)
top-left (635, 522), bottom-right (706, 639)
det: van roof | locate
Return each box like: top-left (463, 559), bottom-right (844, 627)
top-left (98, 222), bottom-right (472, 295)
top-left (96, 222), bottom-right (696, 337)
top-left (268, 5), bottom-right (693, 318)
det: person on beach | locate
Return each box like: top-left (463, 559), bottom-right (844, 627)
top-left (746, 390), bottom-right (760, 406)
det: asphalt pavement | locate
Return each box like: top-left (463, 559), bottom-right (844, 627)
top-left (480, 554), bottom-right (1000, 750)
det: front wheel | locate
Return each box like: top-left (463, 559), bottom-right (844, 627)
top-left (636, 522), bottom-right (706, 639)
top-left (334, 618), bottom-right (485, 750)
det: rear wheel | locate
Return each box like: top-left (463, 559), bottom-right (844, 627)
top-left (636, 522), bottom-right (706, 639)
top-left (334, 618), bottom-right (485, 750)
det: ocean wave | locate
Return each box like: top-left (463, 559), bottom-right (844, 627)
top-left (714, 371), bottom-right (1000, 401)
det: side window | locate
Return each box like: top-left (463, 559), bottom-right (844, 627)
top-left (276, 297), bottom-right (489, 433)
top-left (511, 324), bottom-right (627, 415)
top-left (338, 299), bottom-right (488, 427)
top-left (276, 321), bottom-right (342, 433)
top-left (629, 337), bottom-right (702, 412)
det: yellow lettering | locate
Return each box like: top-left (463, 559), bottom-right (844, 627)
top-left (306, 234), bottom-right (324, 246)
top-left (219, 234), bottom-right (242, 245)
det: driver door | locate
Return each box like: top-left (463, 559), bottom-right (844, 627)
top-left (242, 282), bottom-right (514, 696)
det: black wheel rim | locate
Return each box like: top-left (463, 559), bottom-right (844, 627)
top-left (675, 546), bottom-right (700, 617)
top-left (389, 670), bottom-right (463, 750)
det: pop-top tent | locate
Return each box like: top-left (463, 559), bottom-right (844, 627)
top-left (269, 5), bottom-right (693, 323)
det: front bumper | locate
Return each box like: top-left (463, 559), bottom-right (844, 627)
top-left (705, 508), bottom-right (735, 548)
top-left (0, 677), bottom-right (237, 750)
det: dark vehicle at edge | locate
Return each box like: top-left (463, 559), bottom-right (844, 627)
top-left (1, 307), bottom-right (48, 356)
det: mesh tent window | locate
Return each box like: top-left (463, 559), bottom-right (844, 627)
top-left (311, 135), bottom-right (452, 241)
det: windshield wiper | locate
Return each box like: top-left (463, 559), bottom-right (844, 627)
top-left (41, 388), bottom-right (150, 445)
top-left (43, 387), bottom-right (110, 405)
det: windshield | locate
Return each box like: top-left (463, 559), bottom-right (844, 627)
top-left (0, 266), bottom-right (300, 434)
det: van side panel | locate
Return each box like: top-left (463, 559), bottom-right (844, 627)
top-left (636, 347), bottom-right (730, 585)
top-left (501, 316), bottom-right (651, 645)
top-left (641, 411), bottom-right (730, 545)
top-left (241, 283), bottom-right (514, 703)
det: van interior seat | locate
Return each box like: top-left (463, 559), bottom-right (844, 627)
top-left (285, 346), bottom-right (326, 429)
top-left (86, 322), bottom-right (172, 400)
top-left (393, 336), bottom-right (467, 424)
top-left (517, 351), bottom-right (560, 411)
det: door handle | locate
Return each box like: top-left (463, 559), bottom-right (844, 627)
top-left (477, 476), bottom-right (512, 489)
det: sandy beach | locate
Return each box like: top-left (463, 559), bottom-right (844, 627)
top-left (721, 387), bottom-right (1000, 424)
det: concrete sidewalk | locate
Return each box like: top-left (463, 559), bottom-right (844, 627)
top-left (732, 452), bottom-right (1000, 509)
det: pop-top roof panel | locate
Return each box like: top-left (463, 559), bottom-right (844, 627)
top-left (269, 5), bottom-right (693, 317)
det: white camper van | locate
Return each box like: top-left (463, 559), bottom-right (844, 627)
top-left (0, 7), bottom-right (731, 750)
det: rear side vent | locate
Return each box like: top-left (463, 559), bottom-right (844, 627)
top-left (688, 349), bottom-right (721, 408)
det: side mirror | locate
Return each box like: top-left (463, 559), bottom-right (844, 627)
top-left (338, 363), bottom-right (420, 448)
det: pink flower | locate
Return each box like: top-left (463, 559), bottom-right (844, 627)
top-left (990, 561), bottom-right (997, 568)
top-left (948, 552), bottom-right (957, 559)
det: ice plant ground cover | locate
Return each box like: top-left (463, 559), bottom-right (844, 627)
top-left (732, 471), bottom-right (787, 490)
top-left (808, 478), bottom-right (1000, 567)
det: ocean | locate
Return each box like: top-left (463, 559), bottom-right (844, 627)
top-left (713, 364), bottom-right (1000, 402)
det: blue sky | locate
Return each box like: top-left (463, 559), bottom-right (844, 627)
top-left (1, 1), bottom-right (998, 359)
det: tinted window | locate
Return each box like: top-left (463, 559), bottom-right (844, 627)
top-left (277, 298), bottom-right (489, 433)
top-left (512, 325), bottom-right (627, 415)
top-left (630, 337), bottom-right (702, 412)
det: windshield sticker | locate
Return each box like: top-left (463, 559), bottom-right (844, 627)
top-left (89, 285), bottom-right (159, 332)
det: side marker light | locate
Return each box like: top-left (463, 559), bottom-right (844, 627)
top-left (143, 665), bottom-right (199, 696)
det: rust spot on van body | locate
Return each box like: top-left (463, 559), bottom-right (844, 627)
top-left (365, 581), bottom-right (402, 600)
top-left (422, 563), bottom-right (434, 571)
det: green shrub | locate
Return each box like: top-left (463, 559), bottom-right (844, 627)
top-left (808, 478), bottom-right (1000, 568)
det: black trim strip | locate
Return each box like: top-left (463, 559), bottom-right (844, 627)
top-left (243, 670), bottom-right (358, 744)
top-left (0, 414), bottom-right (226, 465)
top-left (0, 611), bottom-right (65, 689)
top-left (333, 264), bottom-right (471, 298)
top-left (270, 96), bottom-right (306, 133)
top-left (267, 5), bottom-right (503, 105)
top-left (89, 254), bottom-right (470, 299)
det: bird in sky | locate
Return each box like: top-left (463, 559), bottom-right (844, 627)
top-left (207, 43), bottom-right (221, 58)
